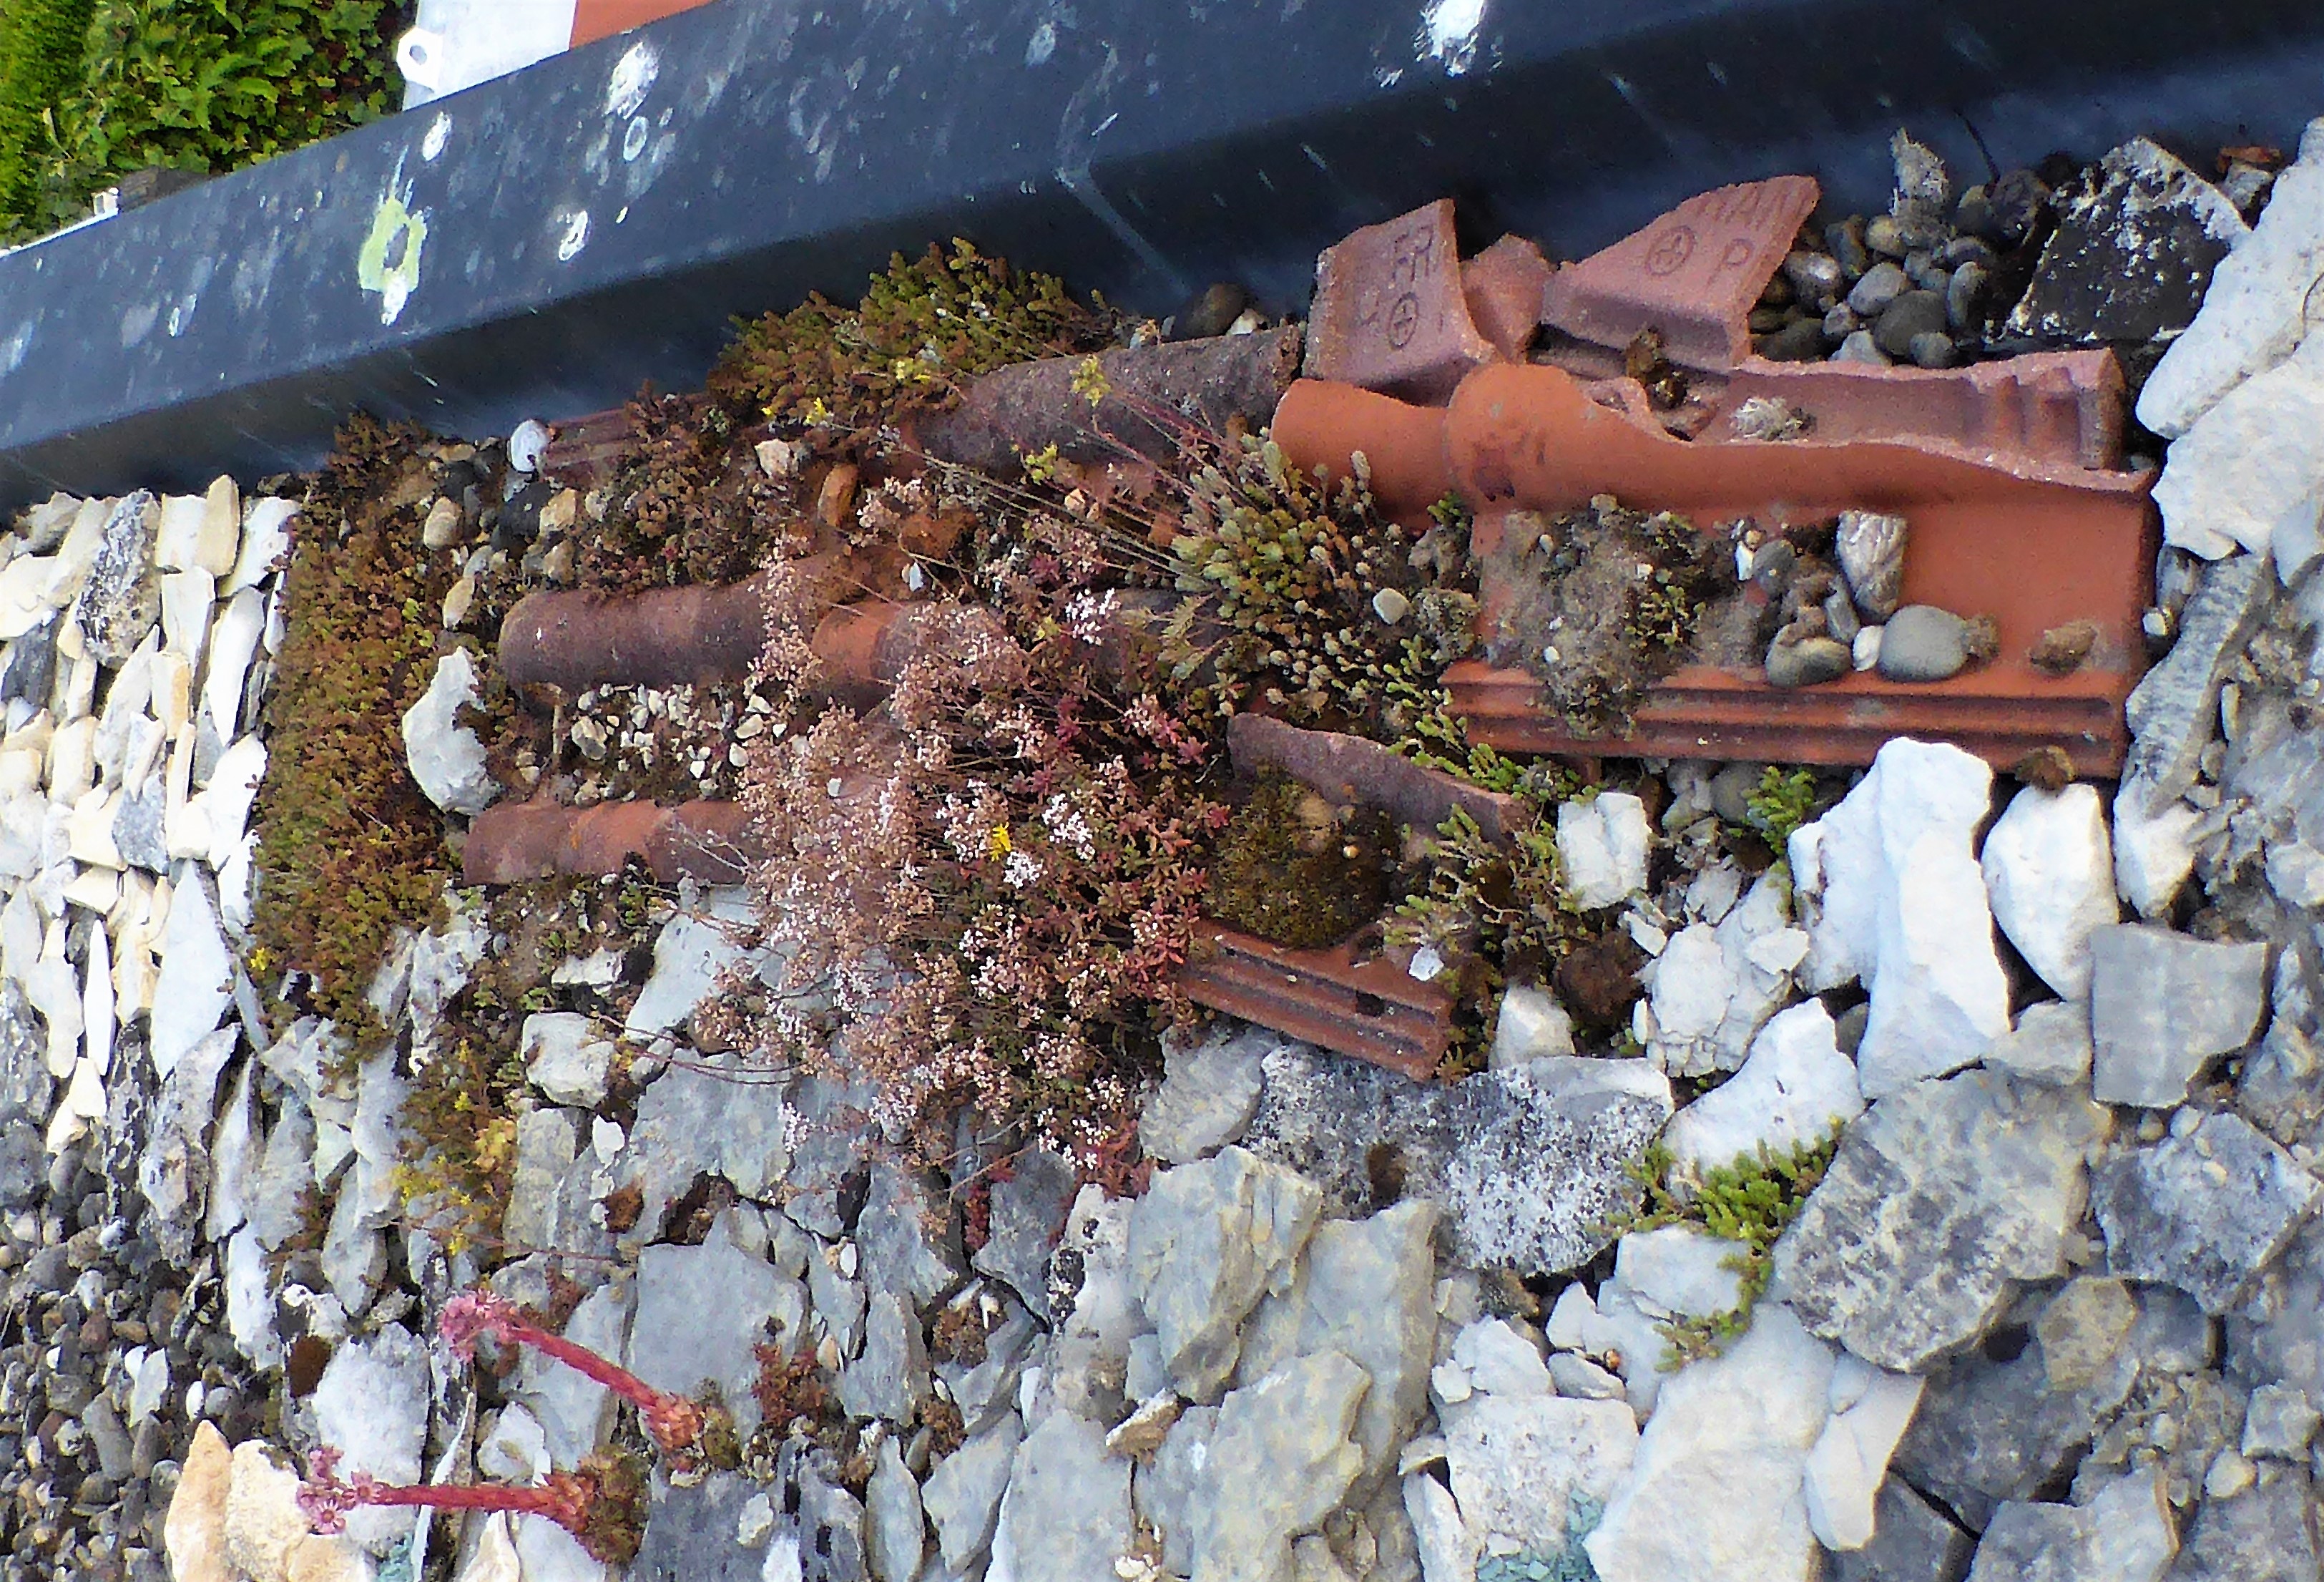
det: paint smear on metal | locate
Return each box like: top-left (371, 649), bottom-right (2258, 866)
top-left (1418, 0), bottom-right (1485, 74)
top-left (607, 40), bottom-right (660, 119)
top-left (421, 113), bottom-right (453, 162)
top-left (557, 209), bottom-right (592, 262)
top-left (1026, 20), bottom-right (1058, 66)
top-left (357, 187), bottom-right (428, 326)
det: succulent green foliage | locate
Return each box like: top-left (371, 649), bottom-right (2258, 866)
top-left (1621, 1130), bottom-right (1841, 1365)
top-left (1165, 440), bottom-right (1472, 733)
top-left (1742, 765), bottom-right (1823, 846)
top-left (708, 240), bottom-right (1117, 434)
top-left (2, 0), bottom-right (400, 243)
top-left (1394, 806), bottom-right (1582, 984)
top-left (1476, 1496), bottom-right (1605, 1581)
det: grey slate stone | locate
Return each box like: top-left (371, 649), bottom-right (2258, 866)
top-left (971, 1146), bottom-right (1077, 1322)
top-left (1966, 1470), bottom-right (2179, 1582)
top-left (864, 1437), bottom-right (924, 1582)
top-left (2166, 1470), bottom-right (2323, 1581)
top-left (0, 617), bottom-right (55, 707)
top-left (838, 1291), bottom-right (928, 1425)
top-left (2090, 926), bottom-right (2270, 1108)
top-left (1190, 1352), bottom-right (1373, 1581)
top-left (1139, 1405), bottom-right (1219, 1578)
top-left (72, 492), bottom-right (160, 664)
top-left (620, 1048), bottom-right (794, 1238)
top-left (1772, 1070), bottom-right (2111, 1372)
top-left (1244, 1041), bottom-right (1672, 1276)
top-left (2242, 1384), bottom-right (2320, 1461)
top-left (1893, 1281), bottom-right (2139, 1531)
top-left (629, 1226), bottom-right (803, 1438)
top-left (0, 982), bottom-right (49, 1126)
top-left (991, 1412), bottom-right (1134, 1582)
top-left (629, 1471), bottom-right (768, 1582)
top-left (923, 1414), bottom-right (1019, 1572)
top-left (1830, 1479), bottom-right (1975, 1582)
top-left (503, 1107), bottom-right (576, 1252)
top-left (2229, 1218), bottom-right (2324, 1402)
top-left (1984, 1001), bottom-right (2095, 1088)
top-left (111, 776), bottom-right (167, 874)
top-left (2124, 553), bottom-right (2272, 806)
top-left (2094, 1110), bottom-right (2320, 1315)
top-left (1235, 1200), bottom-right (1441, 1494)
top-left (1142, 1023), bottom-right (1270, 1163)
top-left (856, 1160), bottom-right (965, 1312)
top-left (1128, 1146), bottom-right (1323, 1402)
top-left (2007, 138), bottom-right (2245, 346)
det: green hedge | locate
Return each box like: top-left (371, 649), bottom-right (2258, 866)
top-left (0, 0), bottom-right (402, 243)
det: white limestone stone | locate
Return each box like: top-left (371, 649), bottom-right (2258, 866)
top-left (1981, 784), bottom-right (2119, 1000)
top-left (1790, 739), bottom-right (2007, 1098)
top-left (1663, 1001), bottom-right (1863, 1181)
top-left (1559, 793), bottom-right (1652, 911)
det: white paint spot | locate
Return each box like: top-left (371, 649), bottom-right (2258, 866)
top-left (1418, 0), bottom-right (1486, 74)
top-left (615, 205), bottom-right (629, 224)
top-left (166, 295), bottom-right (196, 338)
top-left (623, 114), bottom-right (651, 162)
top-left (1, 323), bottom-right (32, 373)
top-left (607, 40), bottom-right (659, 119)
top-left (557, 209), bottom-right (591, 262)
top-left (119, 302), bottom-right (160, 348)
top-left (421, 113), bottom-right (452, 162)
top-left (1026, 20), bottom-right (1057, 66)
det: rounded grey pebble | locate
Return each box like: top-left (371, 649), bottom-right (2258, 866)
top-left (1845, 260), bottom-right (1910, 317)
top-left (1947, 263), bottom-right (1991, 332)
top-left (1905, 251), bottom-right (1951, 293)
top-left (1865, 214), bottom-right (1908, 258)
top-left (1942, 234), bottom-right (1998, 270)
top-left (1826, 217), bottom-right (1872, 279)
top-left (1709, 762), bottom-right (1768, 826)
top-left (1822, 303), bottom-right (1860, 342)
top-left (1833, 330), bottom-right (1891, 366)
top-left (1908, 331), bottom-right (1961, 370)
top-left (1767, 635), bottom-right (1853, 688)
top-left (1757, 318), bottom-right (1827, 363)
top-left (1783, 248), bottom-right (1845, 308)
top-left (1873, 291), bottom-right (1950, 359)
top-left (1876, 605), bottom-right (1972, 682)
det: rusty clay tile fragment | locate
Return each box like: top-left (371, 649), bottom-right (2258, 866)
top-left (1176, 923), bottom-right (1452, 1082)
top-left (908, 326), bottom-right (1304, 474)
top-left (1542, 175), bottom-right (1821, 370)
top-left (1227, 713), bottom-right (1534, 842)
top-left (1711, 348), bottom-right (2130, 474)
top-left (463, 799), bottom-right (759, 886)
top-left (1461, 235), bottom-right (1554, 362)
top-left (1305, 199), bottom-right (1499, 403)
top-left (499, 570), bottom-right (787, 692)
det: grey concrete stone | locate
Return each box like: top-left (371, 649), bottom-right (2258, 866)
top-left (1142, 1023), bottom-right (1270, 1163)
top-left (2090, 926), bottom-right (2269, 1109)
top-left (991, 1412), bottom-right (1134, 1582)
top-left (1191, 1352), bottom-right (1372, 1582)
top-left (621, 1048), bottom-right (793, 1236)
top-left (629, 1471), bottom-right (770, 1582)
top-left (1966, 1470), bottom-right (2177, 1582)
top-left (856, 1160), bottom-right (965, 1311)
top-left (923, 1415), bottom-right (1019, 1573)
top-left (2124, 554), bottom-right (2272, 805)
top-left (2094, 1110), bottom-right (2320, 1315)
top-left (1128, 1146), bottom-right (1322, 1402)
top-left (2242, 1384), bottom-right (2320, 1460)
top-left (1830, 1479), bottom-right (1975, 1582)
top-left (1245, 1042), bottom-right (1672, 1276)
top-left (1773, 1070), bottom-right (2112, 1372)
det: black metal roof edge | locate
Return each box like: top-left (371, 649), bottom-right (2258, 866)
top-left (1, 0), bottom-right (2320, 506)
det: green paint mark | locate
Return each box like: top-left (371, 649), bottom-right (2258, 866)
top-left (358, 194), bottom-right (427, 324)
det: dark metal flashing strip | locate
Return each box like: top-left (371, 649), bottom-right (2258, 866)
top-left (4, 0), bottom-right (2324, 506)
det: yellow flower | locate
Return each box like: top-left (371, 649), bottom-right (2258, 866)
top-left (988, 824), bottom-right (1012, 861)
top-left (805, 396), bottom-right (831, 425)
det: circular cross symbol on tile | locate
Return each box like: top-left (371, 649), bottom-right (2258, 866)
top-left (1644, 225), bottom-right (1697, 277)
top-left (1386, 291), bottom-right (1421, 348)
